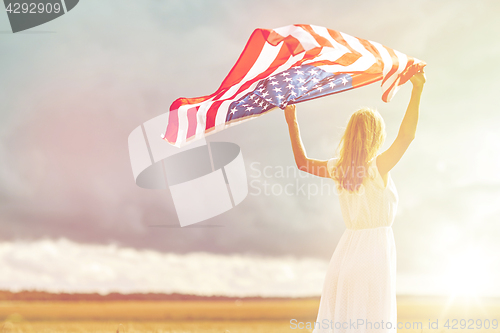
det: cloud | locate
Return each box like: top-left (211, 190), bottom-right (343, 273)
top-left (0, 238), bottom-right (328, 297)
top-left (2, 238), bottom-right (499, 297)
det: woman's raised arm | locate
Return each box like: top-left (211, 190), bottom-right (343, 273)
top-left (376, 69), bottom-right (426, 177)
top-left (284, 104), bottom-right (330, 178)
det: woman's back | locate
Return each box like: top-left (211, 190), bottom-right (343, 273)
top-left (328, 156), bottom-right (399, 230)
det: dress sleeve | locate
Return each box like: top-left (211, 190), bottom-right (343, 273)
top-left (327, 157), bottom-right (337, 178)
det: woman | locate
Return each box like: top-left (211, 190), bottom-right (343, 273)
top-left (284, 70), bottom-right (426, 333)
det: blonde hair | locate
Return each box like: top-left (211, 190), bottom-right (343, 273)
top-left (331, 108), bottom-right (386, 192)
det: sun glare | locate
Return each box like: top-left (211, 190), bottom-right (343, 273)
top-left (440, 246), bottom-right (493, 298)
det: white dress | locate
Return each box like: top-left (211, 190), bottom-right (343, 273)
top-left (312, 156), bottom-right (399, 333)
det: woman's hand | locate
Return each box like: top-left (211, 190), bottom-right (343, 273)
top-left (284, 104), bottom-right (296, 123)
top-left (410, 68), bottom-right (426, 88)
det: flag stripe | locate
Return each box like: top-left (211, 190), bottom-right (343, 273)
top-left (186, 106), bottom-right (199, 139)
top-left (382, 50), bottom-right (408, 102)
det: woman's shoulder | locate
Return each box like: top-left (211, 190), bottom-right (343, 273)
top-left (369, 154), bottom-right (390, 188)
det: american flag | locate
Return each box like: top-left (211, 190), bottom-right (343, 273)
top-left (163, 24), bottom-right (426, 147)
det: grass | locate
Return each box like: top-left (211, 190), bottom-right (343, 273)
top-left (0, 297), bottom-right (499, 332)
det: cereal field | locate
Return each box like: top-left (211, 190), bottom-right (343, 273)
top-left (1, 297), bottom-right (499, 333)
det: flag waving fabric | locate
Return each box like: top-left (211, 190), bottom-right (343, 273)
top-left (163, 24), bottom-right (426, 147)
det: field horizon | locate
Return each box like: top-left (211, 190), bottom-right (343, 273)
top-left (1, 291), bottom-right (500, 332)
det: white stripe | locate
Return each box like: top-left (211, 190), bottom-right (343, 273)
top-left (310, 25), bottom-right (351, 56)
top-left (215, 100), bottom-right (234, 127)
top-left (232, 80), bottom-right (259, 102)
top-left (194, 101), bottom-right (214, 136)
top-left (369, 41), bottom-right (392, 81)
top-left (300, 46), bottom-right (348, 67)
top-left (382, 49), bottom-right (407, 99)
top-left (382, 50), bottom-right (408, 102)
top-left (273, 25), bottom-right (320, 51)
top-left (174, 104), bottom-right (191, 147)
top-left (166, 96), bottom-right (215, 145)
top-left (219, 41), bottom-right (283, 100)
top-left (300, 26), bottom-right (351, 72)
top-left (315, 32), bottom-right (376, 74)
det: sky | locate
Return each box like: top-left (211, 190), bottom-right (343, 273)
top-left (1, 0), bottom-right (500, 297)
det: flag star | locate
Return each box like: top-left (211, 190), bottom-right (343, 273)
top-left (286, 83), bottom-right (295, 89)
top-left (243, 104), bottom-right (249, 107)
top-left (230, 107), bottom-right (238, 114)
top-left (273, 87), bottom-right (282, 92)
top-left (329, 82), bottom-right (336, 88)
top-left (317, 86), bottom-right (324, 92)
top-left (341, 77), bottom-right (348, 85)
top-left (297, 78), bottom-right (306, 84)
top-left (309, 69), bottom-right (318, 75)
top-left (246, 106), bottom-right (254, 112)
top-left (312, 78), bottom-right (320, 83)
top-left (253, 99), bottom-right (260, 104)
top-left (266, 98), bottom-right (272, 102)
top-left (284, 77), bottom-right (293, 82)
top-left (262, 91), bottom-right (269, 98)
top-left (280, 72), bottom-right (290, 77)
top-left (257, 87), bottom-right (265, 92)
top-left (290, 91), bottom-right (297, 96)
top-left (295, 69), bottom-right (304, 75)
top-left (276, 94), bottom-right (284, 100)
top-left (258, 101), bottom-right (264, 107)
top-left (270, 81), bottom-right (279, 86)
top-left (249, 95), bottom-right (255, 100)
top-left (299, 86), bottom-right (308, 92)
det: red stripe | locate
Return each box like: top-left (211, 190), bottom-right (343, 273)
top-left (382, 82), bottom-right (397, 102)
top-left (357, 38), bottom-right (384, 74)
top-left (170, 96), bottom-right (208, 112)
top-left (164, 108), bottom-right (179, 144)
top-left (398, 58), bottom-right (426, 85)
top-left (351, 72), bottom-right (383, 88)
top-left (382, 59), bottom-right (426, 103)
top-left (381, 46), bottom-right (399, 86)
top-left (382, 70), bottom-right (402, 102)
top-left (205, 41), bottom-right (298, 129)
top-left (299, 24), bottom-right (334, 48)
top-left (326, 29), bottom-right (360, 56)
top-left (305, 52), bottom-right (360, 68)
top-left (382, 56), bottom-right (427, 102)
top-left (186, 106), bottom-right (199, 139)
top-left (205, 100), bottom-right (224, 131)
